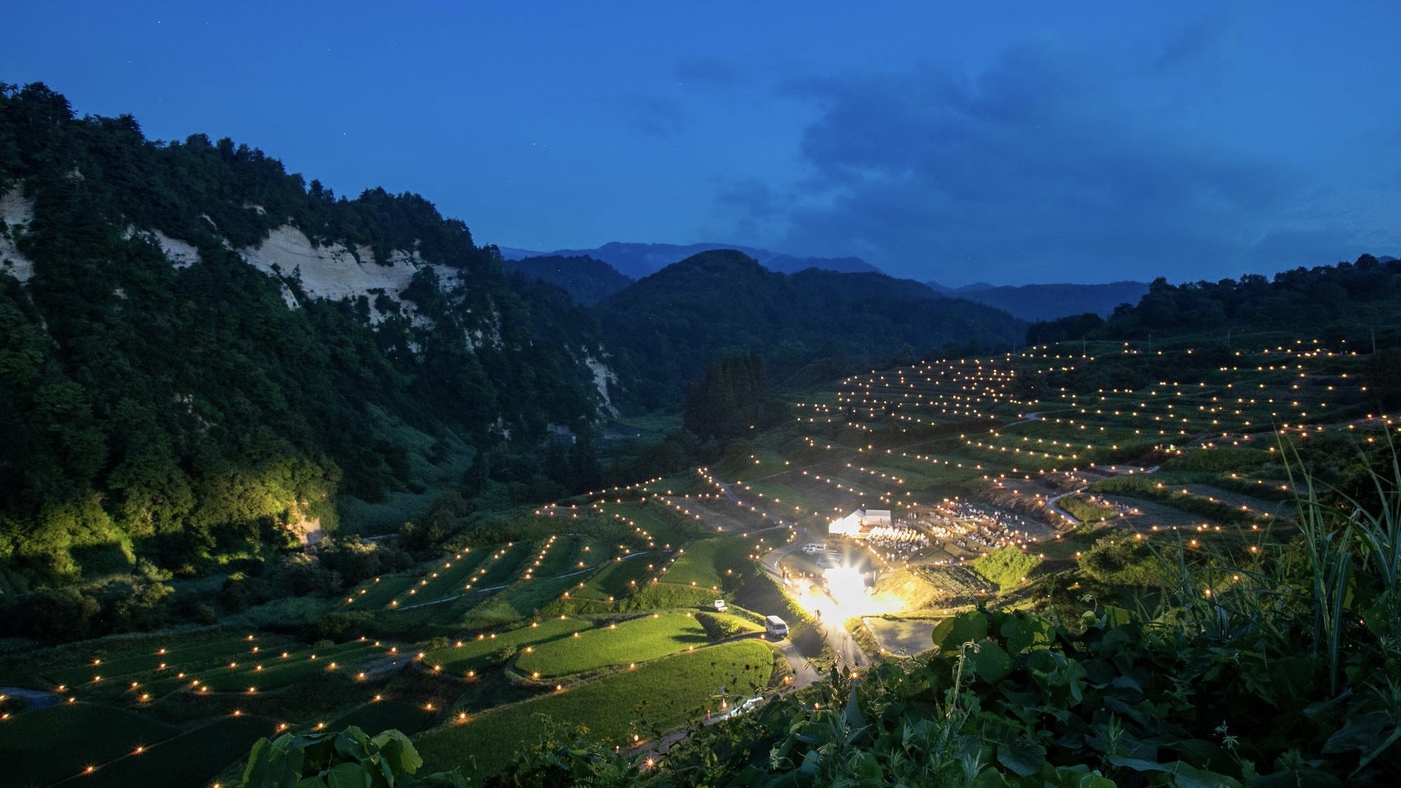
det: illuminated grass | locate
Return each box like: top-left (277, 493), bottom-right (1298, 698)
top-left (740, 481), bottom-right (824, 517)
top-left (457, 540), bottom-right (536, 591)
top-left (41, 634), bottom-right (287, 688)
top-left (568, 555), bottom-right (654, 602)
top-left (63, 714), bottom-right (279, 788)
top-left (200, 641), bottom-right (385, 692)
top-left (514, 612), bottom-right (710, 678)
top-left (0, 702), bottom-right (180, 786)
top-left (330, 698), bottom-right (435, 736)
top-left (347, 575), bottom-right (416, 609)
top-left (416, 640), bottom-right (774, 778)
top-left (657, 537), bottom-right (752, 591)
top-left (597, 501), bottom-right (698, 547)
top-left (420, 617), bottom-right (591, 676)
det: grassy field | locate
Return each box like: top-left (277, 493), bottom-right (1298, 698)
top-left (420, 617), bottom-right (591, 676)
top-left (38, 632), bottom-right (291, 689)
top-left (874, 565), bottom-right (995, 610)
top-left (566, 555), bottom-right (656, 603)
top-left (514, 612), bottom-right (711, 678)
top-left (63, 714), bottom-right (279, 788)
top-left (0, 702), bottom-right (181, 787)
top-left (198, 639), bottom-right (388, 692)
top-left (656, 537), bottom-right (752, 591)
top-left (330, 698), bottom-right (436, 736)
top-left (415, 640), bottom-right (775, 778)
top-left (595, 501), bottom-right (701, 548)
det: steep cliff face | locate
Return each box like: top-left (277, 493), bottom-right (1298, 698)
top-left (0, 188), bottom-right (36, 282)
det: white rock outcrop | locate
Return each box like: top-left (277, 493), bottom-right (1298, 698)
top-left (585, 354), bottom-right (619, 417)
top-left (152, 230), bottom-right (200, 269)
top-left (0, 188), bottom-right (36, 283)
top-left (240, 225), bottom-right (458, 325)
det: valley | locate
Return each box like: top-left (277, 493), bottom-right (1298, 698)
top-left (3, 327), bottom-right (1394, 785)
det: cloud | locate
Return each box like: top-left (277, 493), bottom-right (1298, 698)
top-left (1155, 12), bottom-right (1238, 69)
top-left (712, 179), bottom-right (787, 245)
top-left (623, 95), bottom-right (684, 138)
top-left (674, 55), bottom-right (747, 89)
top-left (723, 32), bottom-right (1381, 285)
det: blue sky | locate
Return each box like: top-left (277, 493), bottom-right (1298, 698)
top-left (5, 1), bottom-right (1400, 285)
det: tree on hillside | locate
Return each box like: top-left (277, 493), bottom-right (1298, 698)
top-left (682, 354), bottom-right (786, 443)
top-left (1364, 347), bottom-right (1401, 409)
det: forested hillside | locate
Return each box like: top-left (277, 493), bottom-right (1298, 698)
top-left (930, 280), bottom-right (1148, 321)
top-left (597, 250), bottom-right (1024, 409)
top-left (503, 254), bottom-right (631, 305)
top-left (1027, 256), bottom-right (1401, 346)
top-left (501, 240), bottom-right (881, 279)
top-left (0, 83), bottom-right (606, 591)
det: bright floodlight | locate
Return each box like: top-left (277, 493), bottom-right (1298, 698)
top-left (823, 567), bottom-right (867, 609)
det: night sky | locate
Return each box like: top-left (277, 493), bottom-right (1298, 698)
top-left (6, 1), bottom-right (1400, 285)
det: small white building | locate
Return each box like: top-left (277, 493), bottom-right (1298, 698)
top-left (828, 511), bottom-right (862, 536)
top-left (828, 508), bottom-right (893, 537)
top-left (860, 509), bottom-right (892, 527)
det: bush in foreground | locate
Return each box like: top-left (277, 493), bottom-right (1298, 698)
top-left (240, 725), bottom-right (464, 787)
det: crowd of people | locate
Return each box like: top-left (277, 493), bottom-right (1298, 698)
top-left (864, 523), bottom-right (930, 562)
top-left (920, 500), bottom-right (1033, 553)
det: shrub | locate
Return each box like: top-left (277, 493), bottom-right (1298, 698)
top-left (240, 725), bottom-right (464, 787)
top-left (1078, 535), bottom-right (1163, 586)
top-left (970, 546), bottom-right (1042, 591)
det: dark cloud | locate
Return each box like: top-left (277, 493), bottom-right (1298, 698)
top-left (622, 95), bottom-right (685, 138)
top-left (713, 179), bottom-right (787, 244)
top-left (1245, 228), bottom-right (1368, 272)
top-left (674, 55), bottom-right (748, 89)
top-left (1156, 12), bottom-right (1238, 69)
top-left (731, 35), bottom-right (1368, 284)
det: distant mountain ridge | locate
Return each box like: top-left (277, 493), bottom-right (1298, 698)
top-left (927, 280), bottom-right (1150, 322)
top-left (596, 249), bottom-right (1024, 409)
top-left (503, 254), bottom-right (631, 306)
top-left (499, 241), bottom-right (882, 279)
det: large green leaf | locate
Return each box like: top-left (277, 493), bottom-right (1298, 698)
top-left (326, 762), bottom-right (368, 788)
top-left (932, 612), bottom-right (989, 654)
top-left (971, 639), bottom-right (1012, 683)
top-left (1107, 755), bottom-right (1242, 788)
top-left (1323, 712), bottom-right (1389, 754)
top-left (374, 729), bottom-right (425, 776)
top-left (995, 738), bottom-right (1047, 777)
top-left (1001, 613), bottom-right (1055, 656)
top-left (333, 726), bottom-right (372, 763)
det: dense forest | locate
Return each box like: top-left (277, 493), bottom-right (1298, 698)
top-left (503, 254), bottom-right (631, 306)
top-left (1027, 257), bottom-right (1401, 346)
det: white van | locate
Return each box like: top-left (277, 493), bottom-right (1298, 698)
top-left (765, 615), bottom-right (789, 639)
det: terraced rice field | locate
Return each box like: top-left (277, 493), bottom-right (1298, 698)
top-left (514, 612), bottom-right (711, 678)
top-left (416, 640), bottom-right (776, 778)
top-left (420, 617), bottom-right (592, 676)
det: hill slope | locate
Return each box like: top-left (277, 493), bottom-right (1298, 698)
top-left (503, 254), bottom-right (631, 305)
top-left (596, 250), bottom-right (1024, 408)
top-left (502, 241), bottom-right (882, 279)
top-left (929, 280), bottom-right (1149, 321)
top-left (0, 83), bottom-right (607, 582)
